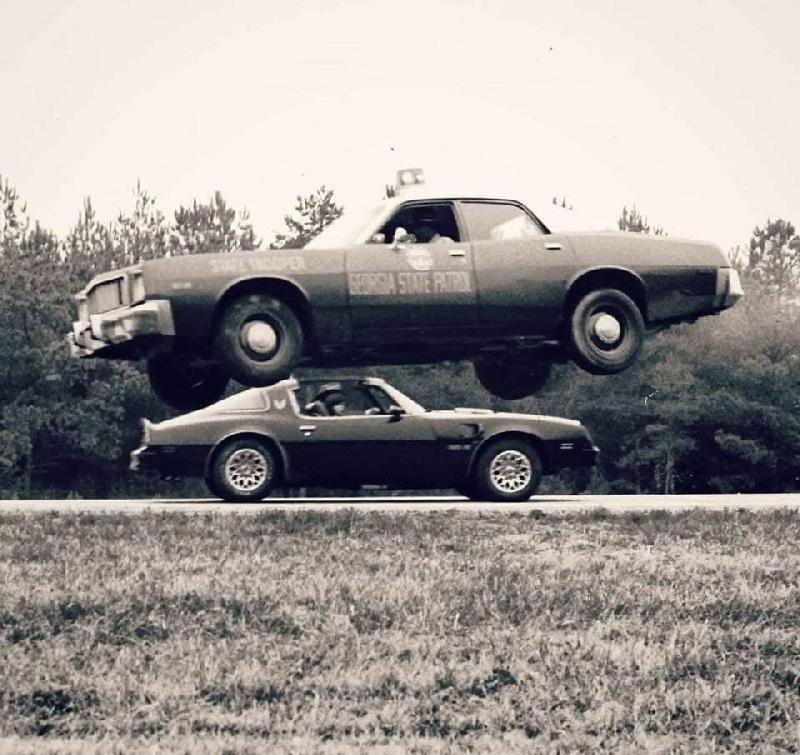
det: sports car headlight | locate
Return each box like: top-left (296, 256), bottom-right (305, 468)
top-left (130, 270), bottom-right (146, 305)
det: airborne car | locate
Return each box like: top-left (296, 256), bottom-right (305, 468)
top-left (70, 171), bottom-right (743, 410)
top-left (130, 376), bottom-right (599, 502)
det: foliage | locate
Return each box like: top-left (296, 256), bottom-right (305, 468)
top-left (747, 218), bottom-right (800, 291)
top-left (171, 191), bottom-right (259, 255)
top-left (1, 173), bottom-right (799, 497)
top-left (3, 508), bottom-right (800, 750)
top-left (617, 204), bottom-right (665, 235)
top-left (270, 185), bottom-right (344, 249)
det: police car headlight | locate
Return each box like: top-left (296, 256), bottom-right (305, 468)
top-left (130, 270), bottom-right (146, 305)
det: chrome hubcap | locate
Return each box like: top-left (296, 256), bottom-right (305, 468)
top-left (225, 448), bottom-right (269, 493)
top-left (591, 313), bottom-right (622, 345)
top-left (489, 450), bottom-right (532, 493)
top-left (241, 320), bottom-right (278, 355)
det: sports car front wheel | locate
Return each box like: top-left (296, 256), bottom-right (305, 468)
top-left (215, 294), bottom-right (304, 386)
top-left (568, 288), bottom-right (645, 375)
top-left (473, 358), bottom-right (553, 400)
top-left (207, 437), bottom-right (277, 502)
top-left (472, 438), bottom-right (543, 502)
top-left (147, 352), bottom-right (229, 411)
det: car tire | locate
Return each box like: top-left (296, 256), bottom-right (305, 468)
top-left (147, 352), bottom-right (229, 411)
top-left (473, 437), bottom-right (543, 503)
top-left (208, 437), bottom-right (278, 502)
top-left (473, 358), bottom-right (552, 400)
top-left (215, 294), bottom-right (304, 386)
top-left (568, 288), bottom-right (645, 375)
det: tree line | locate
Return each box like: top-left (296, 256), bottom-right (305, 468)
top-left (0, 175), bottom-right (797, 497)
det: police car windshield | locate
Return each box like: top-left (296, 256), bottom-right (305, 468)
top-left (305, 203), bottom-right (388, 249)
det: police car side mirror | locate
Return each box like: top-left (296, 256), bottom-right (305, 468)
top-left (387, 405), bottom-right (405, 421)
top-left (391, 227), bottom-right (410, 250)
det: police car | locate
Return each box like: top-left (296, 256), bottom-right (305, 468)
top-left (69, 169), bottom-right (743, 410)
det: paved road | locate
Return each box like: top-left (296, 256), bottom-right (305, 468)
top-left (3, 494), bottom-right (800, 515)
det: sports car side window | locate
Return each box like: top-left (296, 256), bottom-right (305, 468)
top-left (377, 203), bottom-right (460, 244)
top-left (460, 201), bottom-right (544, 241)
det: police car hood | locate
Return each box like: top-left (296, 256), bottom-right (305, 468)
top-left (425, 408), bottom-right (582, 427)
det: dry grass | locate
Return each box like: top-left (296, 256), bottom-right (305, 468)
top-left (2, 507), bottom-right (800, 752)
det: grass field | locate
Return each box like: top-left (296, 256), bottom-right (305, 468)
top-left (2, 507), bottom-right (800, 753)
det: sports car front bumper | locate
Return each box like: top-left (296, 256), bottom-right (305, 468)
top-left (69, 300), bottom-right (176, 358)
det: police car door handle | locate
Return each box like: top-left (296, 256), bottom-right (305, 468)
top-left (545, 242), bottom-right (562, 251)
top-left (449, 249), bottom-right (467, 257)
top-left (299, 425), bottom-right (317, 434)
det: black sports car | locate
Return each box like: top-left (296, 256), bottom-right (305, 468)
top-left (130, 376), bottom-right (599, 502)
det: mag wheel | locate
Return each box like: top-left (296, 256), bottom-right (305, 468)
top-left (215, 294), bottom-right (304, 386)
top-left (209, 437), bottom-right (277, 502)
top-left (473, 358), bottom-right (552, 400)
top-left (474, 438), bottom-right (542, 502)
top-left (147, 352), bottom-right (229, 411)
top-left (568, 288), bottom-right (645, 375)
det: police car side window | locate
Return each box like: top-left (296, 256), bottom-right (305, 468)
top-left (378, 203), bottom-right (460, 244)
top-left (460, 201), bottom-right (543, 241)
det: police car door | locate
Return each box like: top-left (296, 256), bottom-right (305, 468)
top-left (345, 201), bottom-right (477, 341)
top-left (458, 200), bottom-right (577, 336)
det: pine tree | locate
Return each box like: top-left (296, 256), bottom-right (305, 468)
top-left (271, 185), bottom-right (344, 249)
top-left (747, 218), bottom-right (800, 292)
top-left (171, 191), bottom-right (259, 255)
top-left (618, 205), bottom-right (665, 235)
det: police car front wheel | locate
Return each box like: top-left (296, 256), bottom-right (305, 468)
top-left (215, 294), bottom-right (304, 386)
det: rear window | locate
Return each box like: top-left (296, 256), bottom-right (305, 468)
top-left (211, 389), bottom-right (269, 411)
top-left (460, 201), bottom-right (544, 241)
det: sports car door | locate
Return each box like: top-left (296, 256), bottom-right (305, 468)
top-left (345, 201), bottom-right (478, 342)
top-left (457, 200), bottom-right (578, 336)
top-left (289, 414), bottom-right (439, 486)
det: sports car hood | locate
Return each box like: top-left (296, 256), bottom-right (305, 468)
top-left (425, 409), bottom-right (582, 427)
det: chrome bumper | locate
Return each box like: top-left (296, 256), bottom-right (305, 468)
top-left (69, 300), bottom-right (176, 358)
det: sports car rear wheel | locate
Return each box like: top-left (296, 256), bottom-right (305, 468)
top-left (473, 358), bottom-right (552, 400)
top-left (208, 437), bottom-right (277, 502)
top-left (147, 352), bottom-right (229, 411)
top-left (473, 438), bottom-right (543, 502)
top-left (568, 288), bottom-right (645, 375)
top-left (215, 294), bottom-right (304, 386)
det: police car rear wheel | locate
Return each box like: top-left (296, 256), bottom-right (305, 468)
top-left (209, 437), bottom-right (277, 502)
top-left (568, 288), bottom-right (645, 375)
top-left (473, 358), bottom-right (552, 400)
top-left (147, 352), bottom-right (229, 411)
top-left (474, 438), bottom-right (542, 502)
top-left (215, 295), bottom-right (304, 386)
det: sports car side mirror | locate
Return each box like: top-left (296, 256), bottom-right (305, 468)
top-left (387, 405), bottom-right (405, 421)
top-left (391, 227), bottom-right (410, 250)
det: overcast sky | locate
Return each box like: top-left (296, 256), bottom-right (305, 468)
top-left (1, 0), bottom-right (797, 250)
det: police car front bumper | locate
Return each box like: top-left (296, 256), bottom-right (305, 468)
top-left (69, 300), bottom-right (176, 358)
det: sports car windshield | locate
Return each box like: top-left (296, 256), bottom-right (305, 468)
top-left (305, 203), bottom-right (389, 249)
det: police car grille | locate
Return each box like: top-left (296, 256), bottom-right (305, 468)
top-left (88, 278), bottom-right (125, 314)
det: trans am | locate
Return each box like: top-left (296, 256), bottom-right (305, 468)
top-left (70, 172), bottom-right (743, 409)
top-left (130, 376), bottom-right (599, 502)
